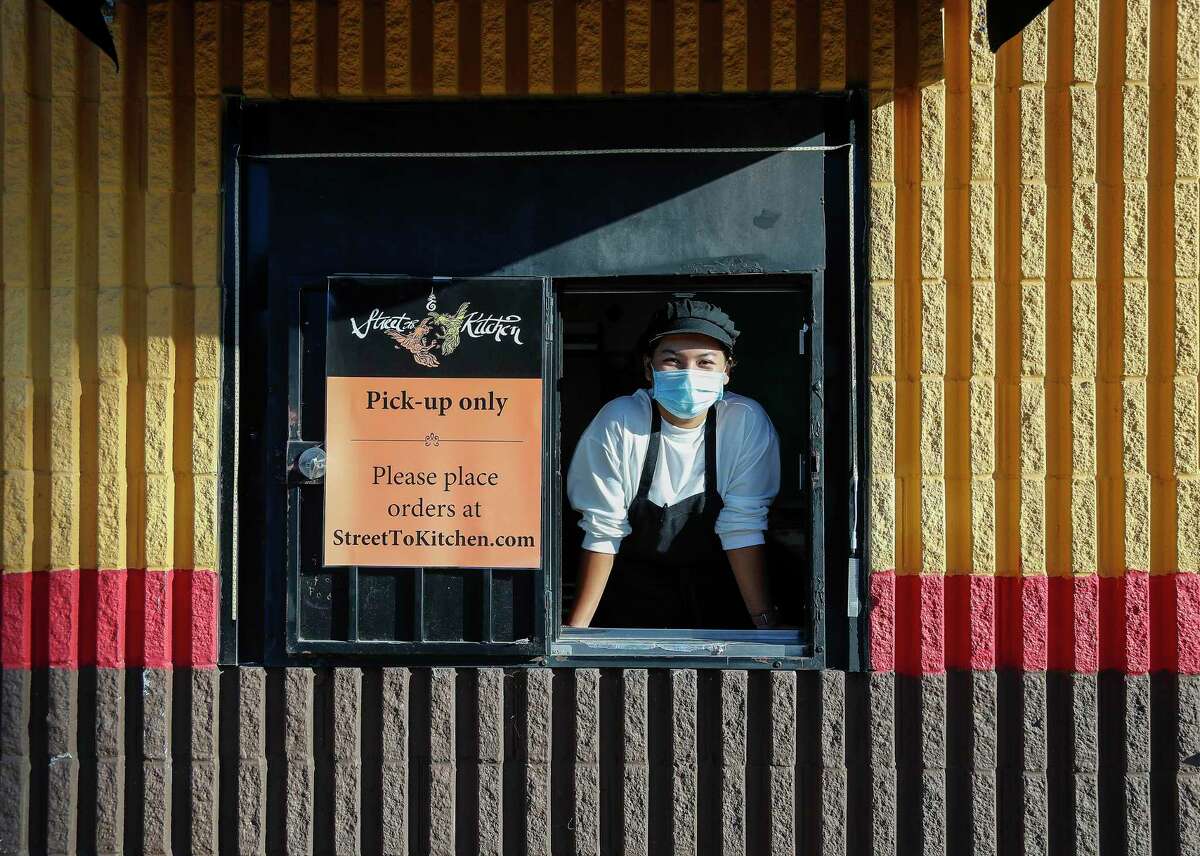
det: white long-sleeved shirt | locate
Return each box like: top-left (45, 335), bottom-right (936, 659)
top-left (566, 388), bottom-right (781, 554)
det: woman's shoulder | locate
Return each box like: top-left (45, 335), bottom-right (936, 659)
top-left (590, 389), bottom-right (652, 434)
top-left (718, 394), bottom-right (778, 446)
top-left (720, 392), bottom-right (772, 424)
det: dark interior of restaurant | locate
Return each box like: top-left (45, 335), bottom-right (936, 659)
top-left (556, 285), bottom-right (812, 631)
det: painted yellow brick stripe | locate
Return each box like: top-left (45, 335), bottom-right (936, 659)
top-left (1018, 10), bottom-right (1047, 578)
top-left (1071, 0), bottom-right (1100, 578)
top-left (193, 0), bottom-right (225, 574)
top-left (95, 2), bottom-right (128, 572)
top-left (1178, 0), bottom-right (1200, 573)
top-left (967, 0), bottom-right (996, 577)
top-left (3, 0), bottom-right (36, 573)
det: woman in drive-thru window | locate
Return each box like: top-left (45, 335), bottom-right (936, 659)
top-left (566, 298), bottom-right (782, 629)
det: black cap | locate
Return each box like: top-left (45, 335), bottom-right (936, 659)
top-left (643, 298), bottom-right (740, 351)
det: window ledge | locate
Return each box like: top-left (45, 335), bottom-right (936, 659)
top-left (550, 627), bottom-right (819, 669)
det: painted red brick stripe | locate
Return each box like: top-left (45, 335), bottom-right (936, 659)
top-left (5, 566), bottom-right (1197, 674)
top-left (870, 571), bottom-right (1200, 675)
top-left (0, 569), bottom-right (219, 669)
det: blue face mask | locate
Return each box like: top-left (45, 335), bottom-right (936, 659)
top-left (651, 369), bottom-right (726, 420)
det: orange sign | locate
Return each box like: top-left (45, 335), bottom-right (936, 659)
top-left (323, 376), bottom-right (543, 568)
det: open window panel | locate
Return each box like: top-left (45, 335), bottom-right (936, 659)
top-left (283, 274), bottom-right (553, 658)
top-left (550, 274), bottom-right (825, 667)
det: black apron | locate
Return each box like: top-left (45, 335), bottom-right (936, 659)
top-left (591, 403), bottom-right (749, 629)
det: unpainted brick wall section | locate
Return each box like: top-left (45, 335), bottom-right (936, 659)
top-left (3, 667), bottom-right (1200, 854)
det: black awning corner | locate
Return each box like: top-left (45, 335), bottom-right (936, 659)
top-left (43, 0), bottom-right (118, 70)
top-left (986, 0), bottom-right (1055, 53)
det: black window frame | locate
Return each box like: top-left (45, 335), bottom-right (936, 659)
top-left (217, 92), bottom-right (870, 671)
top-left (546, 273), bottom-right (824, 670)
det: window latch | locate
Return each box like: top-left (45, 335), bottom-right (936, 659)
top-left (286, 439), bottom-right (325, 484)
top-left (798, 321), bottom-right (810, 355)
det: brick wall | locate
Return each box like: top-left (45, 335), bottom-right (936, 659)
top-left (4, 666), bottom-right (1197, 854)
top-left (869, 0), bottom-right (1200, 675)
top-left (1, 1), bottom-right (1199, 853)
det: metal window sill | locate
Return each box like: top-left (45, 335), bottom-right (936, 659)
top-left (549, 627), bottom-right (819, 669)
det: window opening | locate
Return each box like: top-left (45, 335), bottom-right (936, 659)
top-left (552, 276), bottom-right (821, 661)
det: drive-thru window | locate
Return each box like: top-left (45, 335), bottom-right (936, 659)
top-left (222, 94), bottom-right (868, 669)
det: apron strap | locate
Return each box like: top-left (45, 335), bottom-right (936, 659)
top-left (635, 403), bottom-right (663, 500)
top-left (703, 404), bottom-right (719, 501)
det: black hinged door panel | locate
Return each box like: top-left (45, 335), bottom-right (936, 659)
top-left (284, 275), bottom-right (551, 657)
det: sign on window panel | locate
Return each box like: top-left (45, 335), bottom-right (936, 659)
top-left (323, 277), bottom-right (543, 569)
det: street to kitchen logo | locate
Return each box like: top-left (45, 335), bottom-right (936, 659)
top-left (348, 288), bottom-right (525, 368)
